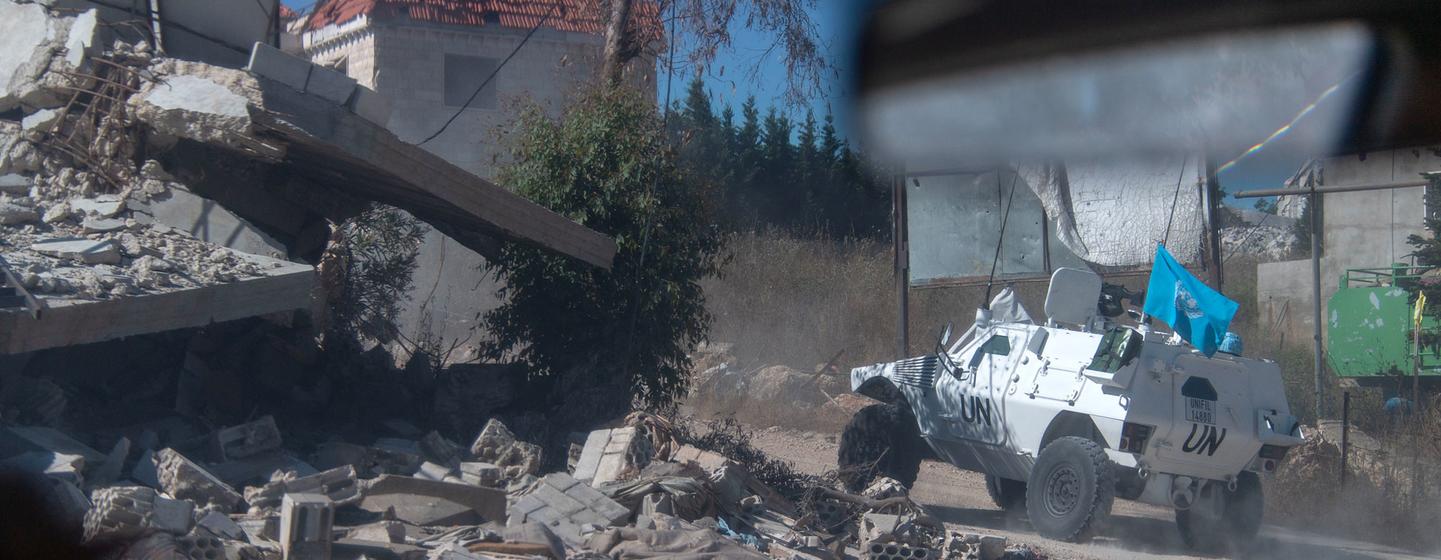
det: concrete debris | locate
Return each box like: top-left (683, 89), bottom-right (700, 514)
top-left (194, 509), bottom-right (248, 541)
top-left (419, 430), bottom-right (465, 468)
top-left (0, 173), bottom-right (29, 195)
top-left (0, 450), bottom-right (85, 485)
top-left (244, 464), bottom-right (360, 516)
top-left (345, 520), bottom-right (406, 544)
top-left (0, 199), bottom-right (38, 224)
top-left (862, 477), bottom-right (908, 502)
top-left (155, 447), bottom-right (244, 512)
top-left (84, 486), bottom-right (195, 541)
top-left (671, 444), bottom-right (731, 472)
top-left (507, 472), bottom-right (631, 547)
top-left (86, 436), bottom-right (130, 490)
top-left (280, 493), bottom-right (334, 560)
top-left (29, 238), bottom-right (121, 264)
top-left (458, 461), bottom-right (502, 488)
top-left (469, 419), bottom-right (542, 483)
top-left (212, 415), bottom-right (283, 461)
top-left (0, 425), bottom-right (105, 464)
top-left (361, 474), bottom-right (507, 527)
top-left (69, 195), bottom-right (125, 218)
top-left (573, 426), bottom-right (653, 486)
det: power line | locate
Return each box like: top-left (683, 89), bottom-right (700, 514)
top-left (418, 5), bottom-right (559, 146)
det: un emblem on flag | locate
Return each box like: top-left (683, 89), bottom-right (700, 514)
top-left (1174, 281), bottom-right (1205, 320)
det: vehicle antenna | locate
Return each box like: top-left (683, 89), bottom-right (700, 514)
top-left (984, 169), bottom-right (1020, 307)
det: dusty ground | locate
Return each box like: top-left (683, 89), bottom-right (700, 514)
top-left (744, 426), bottom-right (1435, 560)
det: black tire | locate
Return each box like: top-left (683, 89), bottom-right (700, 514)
top-left (837, 403), bottom-right (924, 491)
top-left (986, 475), bottom-right (1028, 512)
top-left (1176, 472), bottom-right (1264, 552)
top-left (1025, 436), bottom-right (1114, 542)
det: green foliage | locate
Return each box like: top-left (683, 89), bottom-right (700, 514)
top-left (672, 78), bottom-right (892, 238)
top-left (1253, 197), bottom-right (1278, 215)
top-left (327, 205), bottom-right (427, 343)
top-left (482, 87), bottom-right (725, 407)
top-left (1405, 217), bottom-right (1441, 305)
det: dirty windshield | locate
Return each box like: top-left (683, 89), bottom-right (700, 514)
top-left (0, 1), bottom-right (1436, 560)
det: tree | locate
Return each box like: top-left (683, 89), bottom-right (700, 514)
top-left (481, 88), bottom-right (725, 407)
top-left (596, 0), bottom-right (829, 106)
top-left (1253, 198), bottom-right (1278, 215)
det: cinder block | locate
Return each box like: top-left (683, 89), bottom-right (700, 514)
top-left (280, 493), bottom-right (333, 560)
top-left (305, 65), bottom-right (357, 106)
top-left (212, 415), bottom-right (282, 461)
top-left (247, 41), bottom-right (311, 91)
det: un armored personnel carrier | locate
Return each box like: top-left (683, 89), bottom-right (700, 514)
top-left (839, 268), bottom-right (1305, 549)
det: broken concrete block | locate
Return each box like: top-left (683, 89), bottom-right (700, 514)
top-left (347, 85), bottom-right (392, 127)
top-left (69, 195), bottom-right (124, 217)
top-left (506, 473), bottom-right (630, 547)
top-left (175, 534), bottom-right (227, 560)
top-left (573, 427), bottom-right (651, 486)
top-left (670, 445), bottom-right (731, 472)
top-left (344, 520), bottom-right (405, 544)
top-left (131, 448), bottom-right (160, 488)
top-left (0, 200), bottom-right (38, 225)
top-left (0, 2), bottom-right (61, 111)
top-left (155, 448), bottom-right (244, 512)
top-left (194, 509), bottom-right (246, 541)
top-left (30, 238), bottom-right (122, 265)
top-left (210, 450), bottom-right (318, 488)
top-left (360, 475), bottom-right (507, 526)
top-left (469, 419), bottom-right (542, 482)
top-left (80, 216), bottom-right (126, 233)
top-left (0, 173), bottom-right (29, 195)
top-left (861, 512), bottom-right (902, 543)
top-left (212, 415), bottom-right (282, 461)
top-left (86, 436), bottom-right (130, 490)
top-left (0, 426), bottom-right (106, 465)
top-left (247, 42), bottom-right (311, 92)
top-left (419, 430), bottom-right (463, 467)
top-left (304, 64), bottom-right (356, 105)
top-left (280, 493), bottom-right (333, 560)
top-left (415, 460), bottom-right (454, 482)
top-left (0, 451), bottom-right (85, 486)
top-left (244, 465), bottom-right (359, 515)
top-left (63, 9), bottom-right (99, 69)
top-left (458, 461), bottom-right (501, 488)
top-left (42, 202), bottom-right (69, 223)
top-left (129, 187), bottom-right (287, 257)
top-left (21, 107), bottom-right (60, 133)
top-left (371, 437), bottom-right (424, 475)
top-left (84, 486), bottom-right (194, 542)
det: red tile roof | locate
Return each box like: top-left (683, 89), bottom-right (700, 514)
top-left (279, 4), bottom-right (298, 19)
top-left (304, 0), bottom-right (659, 40)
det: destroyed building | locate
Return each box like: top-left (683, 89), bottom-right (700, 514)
top-left (295, 0), bottom-right (661, 357)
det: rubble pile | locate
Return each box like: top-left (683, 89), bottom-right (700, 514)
top-left (1219, 224), bottom-right (1299, 262)
top-left (0, 402), bottom-right (1049, 559)
top-left (0, 2), bottom-right (285, 301)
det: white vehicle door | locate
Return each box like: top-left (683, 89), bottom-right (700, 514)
top-left (930, 328), bottom-right (1018, 444)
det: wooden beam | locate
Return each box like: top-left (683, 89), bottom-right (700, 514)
top-left (252, 83), bottom-right (618, 269)
top-left (0, 260), bottom-right (314, 354)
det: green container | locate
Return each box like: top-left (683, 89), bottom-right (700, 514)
top-left (1327, 266), bottom-right (1441, 384)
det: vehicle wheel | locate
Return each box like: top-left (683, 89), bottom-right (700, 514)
top-left (1025, 436), bottom-right (1114, 542)
top-left (837, 403), bottom-right (923, 491)
top-left (1176, 472), bottom-right (1263, 552)
top-left (986, 475), bottom-right (1027, 512)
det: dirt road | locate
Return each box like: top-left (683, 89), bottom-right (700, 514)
top-left (745, 426), bottom-right (1434, 560)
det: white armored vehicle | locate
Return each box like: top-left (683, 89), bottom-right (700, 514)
top-left (839, 267), bottom-right (1304, 548)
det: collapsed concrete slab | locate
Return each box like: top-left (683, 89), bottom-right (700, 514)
top-left (507, 473), bottom-right (630, 547)
top-left (359, 475), bottom-right (506, 527)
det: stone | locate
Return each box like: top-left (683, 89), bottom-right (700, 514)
top-left (978, 535), bottom-right (1007, 560)
top-left (304, 64), bottom-right (356, 105)
top-left (344, 520), bottom-right (405, 544)
top-left (64, 10), bottom-right (99, 69)
top-left (69, 195), bottom-right (124, 217)
top-left (84, 486), bottom-right (194, 542)
top-left (862, 476), bottom-right (908, 501)
top-left (30, 238), bottom-right (121, 264)
top-left (0, 2), bottom-right (60, 111)
top-left (280, 493), bottom-right (333, 560)
top-left (211, 415), bottom-right (283, 461)
top-left (0, 173), bottom-right (29, 195)
top-left (80, 216), bottom-right (126, 233)
top-left (194, 509), bottom-right (246, 541)
top-left (573, 427), bottom-right (651, 486)
top-left (0, 200), bottom-right (37, 225)
top-left (155, 448), bottom-right (244, 512)
top-left (360, 475), bottom-right (507, 526)
top-left (246, 41), bottom-right (311, 92)
top-left (347, 85), bottom-right (392, 126)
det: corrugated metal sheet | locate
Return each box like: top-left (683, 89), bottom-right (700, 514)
top-left (305, 0), bottom-right (660, 39)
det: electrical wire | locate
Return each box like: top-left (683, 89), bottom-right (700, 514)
top-left (418, 5), bottom-right (559, 146)
top-left (983, 170), bottom-right (1020, 305)
top-left (1161, 156), bottom-right (1188, 248)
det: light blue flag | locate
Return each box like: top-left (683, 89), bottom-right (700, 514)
top-left (1143, 244), bottom-right (1238, 357)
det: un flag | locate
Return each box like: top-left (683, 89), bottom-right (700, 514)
top-left (1142, 244), bottom-right (1238, 357)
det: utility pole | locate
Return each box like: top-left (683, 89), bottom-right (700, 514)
top-left (894, 173), bottom-right (909, 359)
top-left (1236, 173), bottom-right (1436, 421)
